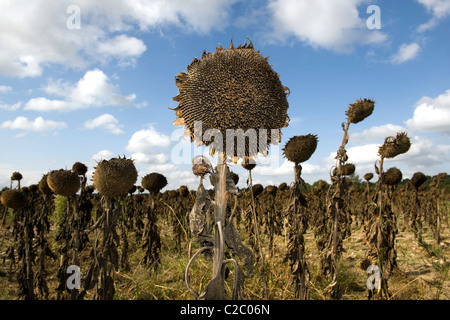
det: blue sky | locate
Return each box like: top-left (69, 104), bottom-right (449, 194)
top-left (1, 0), bottom-right (449, 191)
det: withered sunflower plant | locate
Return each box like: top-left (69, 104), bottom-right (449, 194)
top-left (174, 39), bottom-right (290, 300)
top-left (362, 131), bottom-right (411, 300)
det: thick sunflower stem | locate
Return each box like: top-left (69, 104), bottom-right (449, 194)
top-left (209, 160), bottom-right (227, 299)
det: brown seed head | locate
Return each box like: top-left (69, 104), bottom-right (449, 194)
top-left (178, 185), bottom-right (189, 197)
top-left (283, 134), bottom-right (318, 164)
top-left (47, 169), bottom-right (80, 197)
top-left (72, 162), bottom-right (88, 176)
top-left (38, 174), bottom-right (54, 196)
top-left (341, 163), bottom-right (356, 176)
top-left (93, 157), bottom-right (138, 197)
top-left (278, 182), bottom-right (288, 191)
top-left (252, 183), bottom-right (263, 197)
top-left (173, 39), bottom-right (290, 161)
top-left (410, 172), bottom-right (427, 189)
top-left (265, 185), bottom-right (278, 196)
top-left (378, 131), bottom-right (411, 159)
top-left (11, 171), bottom-right (23, 181)
top-left (1, 189), bottom-right (28, 210)
top-left (383, 167), bottom-right (403, 186)
top-left (141, 172), bottom-right (168, 194)
top-left (346, 98), bottom-right (375, 124)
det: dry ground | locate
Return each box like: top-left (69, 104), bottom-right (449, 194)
top-left (0, 201), bottom-right (449, 300)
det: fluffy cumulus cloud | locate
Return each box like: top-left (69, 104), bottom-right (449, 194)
top-left (126, 126), bottom-right (171, 153)
top-left (0, 0), bottom-right (236, 78)
top-left (0, 85), bottom-right (12, 94)
top-left (92, 149), bottom-right (115, 161)
top-left (267, 0), bottom-right (387, 52)
top-left (350, 124), bottom-right (406, 144)
top-left (0, 102), bottom-right (21, 111)
top-left (131, 152), bottom-right (169, 165)
top-left (1, 116), bottom-right (67, 133)
top-left (84, 113), bottom-right (124, 134)
top-left (390, 42), bottom-right (421, 64)
top-left (24, 69), bottom-right (137, 112)
top-left (416, 0), bottom-right (450, 32)
top-left (405, 89), bottom-right (450, 134)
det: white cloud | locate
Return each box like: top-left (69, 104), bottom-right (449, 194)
top-left (0, 102), bottom-right (21, 111)
top-left (94, 34), bottom-right (147, 67)
top-left (350, 124), bottom-right (406, 144)
top-left (0, 85), bottom-right (12, 94)
top-left (84, 113), bottom-right (124, 134)
top-left (25, 97), bottom-right (69, 112)
top-left (92, 149), bottom-right (115, 161)
top-left (416, 0), bottom-right (450, 32)
top-left (131, 152), bottom-right (169, 164)
top-left (24, 69), bottom-right (137, 112)
top-left (1, 116), bottom-right (67, 133)
top-left (126, 126), bottom-right (171, 153)
top-left (405, 89), bottom-right (450, 133)
top-left (0, 0), bottom-right (236, 78)
top-left (326, 144), bottom-right (379, 167)
top-left (390, 42), bottom-right (421, 64)
top-left (267, 0), bottom-right (387, 52)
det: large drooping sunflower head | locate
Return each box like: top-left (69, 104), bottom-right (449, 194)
top-left (346, 99), bottom-right (375, 124)
top-left (282, 134), bottom-right (318, 164)
top-left (378, 131), bottom-right (411, 159)
top-left (173, 39), bottom-right (290, 162)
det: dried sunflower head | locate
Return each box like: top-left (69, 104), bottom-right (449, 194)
top-left (38, 174), bottom-right (54, 196)
top-left (1, 189), bottom-right (27, 210)
top-left (378, 131), bottom-right (411, 159)
top-left (128, 185), bottom-right (137, 194)
top-left (47, 169), bottom-right (80, 197)
top-left (383, 167), bottom-right (403, 186)
top-left (341, 163), bottom-right (356, 176)
top-left (11, 171), bottom-right (23, 181)
top-left (93, 157), bottom-right (138, 197)
top-left (278, 182), bottom-right (288, 191)
top-left (364, 173), bottom-right (374, 181)
top-left (178, 185), bottom-right (189, 197)
top-left (410, 172), bottom-right (427, 189)
top-left (252, 183), bottom-right (263, 197)
top-left (346, 99), bottom-right (375, 124)
top-left (282, 134), bottom-right (318, 164)
top-left (173, 39), bottom-right (290, 162)
top-left (192, 155), bottom-right (213, 177)
top-left (242, 162), bottom-right (256, 171)
top-left (72, 161), bottom-right (88, 176)
top-left (141, 172), bottom-right (167, 194)
top-left (265, 185), bottom-right (278, 196)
